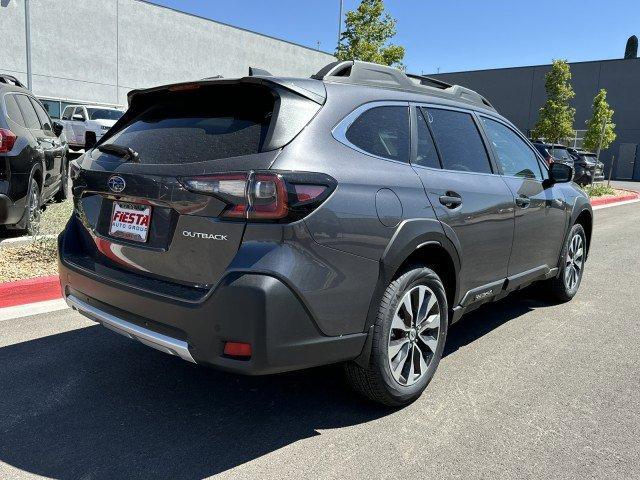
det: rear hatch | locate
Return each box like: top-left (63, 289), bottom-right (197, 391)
top-left (70, 78), bottom-right (324, 288)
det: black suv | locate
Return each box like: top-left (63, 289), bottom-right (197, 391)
top-left (58, 61), bottom-right (592, 406)
top-left (1, 75), bottom-right (68, 234)
top-left (568, 148), bottom-right (604, 185)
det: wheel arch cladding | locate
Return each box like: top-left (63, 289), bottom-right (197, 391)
top-left (372, 219), bottom-right (461, 328)
top-left (575, 208), bottom-right (593, 258)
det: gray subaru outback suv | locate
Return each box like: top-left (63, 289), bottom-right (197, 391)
top-left (58, 61), bottom-right (592, 406)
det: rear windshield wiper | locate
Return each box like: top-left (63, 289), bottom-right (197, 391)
top-left (97, 144), bottom-right (140, 163)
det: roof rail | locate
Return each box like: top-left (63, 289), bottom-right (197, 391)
top-left (0, 74), bottom-right (26, 89)
top-left (405, 73), bottom-right (452, 90)
top-left (312, 60), bottom-right (495, 110)
top-left (312, 60), bottom-right (415, 89)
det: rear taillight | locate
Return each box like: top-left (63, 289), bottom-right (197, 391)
top-left (179, 171), bottom-right (335, 222)
top-left (0, 129), bottom-right (17, 153)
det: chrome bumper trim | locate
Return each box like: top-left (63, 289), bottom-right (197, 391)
top-left (66, 294), bottom-right (196, 363)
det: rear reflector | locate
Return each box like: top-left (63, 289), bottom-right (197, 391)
top-left (0, 128), bottom-right (17, 153)
top-left (224, 341), bottom-right (252, 358)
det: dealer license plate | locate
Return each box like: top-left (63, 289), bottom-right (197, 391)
top-left (109, 202), bottom-right (152, 243)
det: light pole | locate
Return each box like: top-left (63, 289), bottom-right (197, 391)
top-left (337, 0), bottom-right (343, 49)
top-left (25, 0), bottom-right (33, 90)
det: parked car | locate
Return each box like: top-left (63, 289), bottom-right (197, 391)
top-left (58, 61), bottom-right (592, 406)
top-left (532, 141), bottom-right (575, 168)
top-left (568, 148), bottom-right (604, 185)
top-left (0, 74), bottom-right (69, 235)
top-left (59, 104), bottom-right (123, 151)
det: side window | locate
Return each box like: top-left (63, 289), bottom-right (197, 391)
top-left (481, 117), bottom-right (543, 180)
top-left (73, 107), bottom-right (86, 121)
top-left (414, 107), bottom-right (441, 169)
top-left (15, 94), bottom-right (42, 130)
top-left (30, 98), bottom-right (53, 132)
top-left (426, 108), bottom-right (492, 174)
top-left (345, 105), bottom-right (410, 162)
top-left (4, 95), bottom-right (25, 127)
top-left (62, 106), bottom-right (74, 120)
top-left (40, 99), bottom-right (61, 119)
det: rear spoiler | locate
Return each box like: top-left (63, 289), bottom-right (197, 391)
top-left (127, 76), bottom-right (327, 106)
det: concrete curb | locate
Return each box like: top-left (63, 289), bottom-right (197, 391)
top-left (0, 234), bottom-right (57, 249)
top-left (590, 190), bottom-right (640, 206)
top-left (0, 275), bottom-right (61, 308)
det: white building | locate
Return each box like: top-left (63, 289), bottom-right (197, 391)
top-left (2, 0), bottom-right (335, 118)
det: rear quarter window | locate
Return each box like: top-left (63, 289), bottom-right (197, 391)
top-left (344, 105), bottom-right (410, 162)
top-left (4, 94), bottom-right (25, 126)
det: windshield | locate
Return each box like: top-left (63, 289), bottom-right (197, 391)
top-left (550, 147), bottom-right (571, 161)
top-left (88, 108), bottom-right (124, 121)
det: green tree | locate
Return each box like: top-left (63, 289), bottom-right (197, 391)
top-left (335, 0), bottom-right (404, 68)
top-left (583, 89), bottom-right (616, 152)
top-left (532, 60), bottom-right (576, 143)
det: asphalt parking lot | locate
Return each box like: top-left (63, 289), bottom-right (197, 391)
top-left (1, 202), bottom-right (639, 480)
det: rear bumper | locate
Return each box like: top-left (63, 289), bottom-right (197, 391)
top-left (58, 223), bottom-right (366, 375)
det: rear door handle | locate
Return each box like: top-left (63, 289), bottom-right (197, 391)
top-left (515, 195), bottom-right (531, 208)
top-left (439, 192), bottom-right (462, 209)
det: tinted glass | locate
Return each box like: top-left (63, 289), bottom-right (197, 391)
top-left (41, 99), bottom-right (61, 119)
top-left (550, 147), bottom-right (571, 161)
top-left (88, 108), bottom-right (123, 121)
top-left (4, 94), bottom-right (25, 126)
top-left (414, 108), bottom-right (440, 168)
top-left (73, 107), bottom-right (86, 120)
top-left (426, 108), bottom-right (491, 173)
top-left (102, 84), bottom-right (274, 164)
top-left (62, 105), bottom-right (75, 120)
top-left (15, 94), bottom-right (42, 130)
top-left (30, 98), bottom-right (53, 131)
top-left (481, 117), bottom-right (542, 180)
top-left (346, 106), bottom-right (409, 162)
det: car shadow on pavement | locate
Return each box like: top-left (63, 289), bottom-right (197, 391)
top-left (0, 287), bottom-right (554, 479)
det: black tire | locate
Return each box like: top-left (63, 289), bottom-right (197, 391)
top-left (345, 266), bottom-right (448, 407)
top-left (53, 158), bottom-right (69, 202)
top-left (85, 132), bottom-right (96, 150)
top-left (15, 177), bottom-right (42, 236)
top-left (544, 223), bottom-right (586, 302)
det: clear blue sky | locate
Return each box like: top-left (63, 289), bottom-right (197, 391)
top-left (147, 0), bottom-right (639, 74)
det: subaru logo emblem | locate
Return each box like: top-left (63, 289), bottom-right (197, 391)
top-left (108, 175), bottom-right (126, 193)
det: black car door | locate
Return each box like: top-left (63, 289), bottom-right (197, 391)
top-left (479, 116), bottom-right (568, 284)
top-left (30, 97), bottom-right (64, 193)
top-left (410, 105), bottom-right (515, 305)
top-left (14, 94), bottom-right (58, 199)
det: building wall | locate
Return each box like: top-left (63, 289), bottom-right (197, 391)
top-left (1, 0), bottom-right (334, 106)
top-left (431, 58), bottom-right (640, 179)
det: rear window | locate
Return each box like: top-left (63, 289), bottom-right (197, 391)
top-left (550, 147), bottom-right (571, 161)
top-left (88, 108), bottom-right (123, 121)
top-left (15, 94), bottom-right (42, 130)
top-left (102, 85), bottom-right (275, 164)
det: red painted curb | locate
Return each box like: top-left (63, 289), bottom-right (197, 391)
top-left (590, 191), bottom-right (640, 206)
top-left (0, 275), bottom-right (61, 308)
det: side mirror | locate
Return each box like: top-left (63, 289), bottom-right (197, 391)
top-left (52, 121), bottom-right (64, 137)
top-left (546, 162), bottom-right (573, 186)
top-left (72, 114), bottom-right (84, 121)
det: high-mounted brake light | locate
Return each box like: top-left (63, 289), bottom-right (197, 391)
top-left (179, 171), bottom-right (335, 222)
top-left (0, 128), bottom-right (17, 153)
top-left (168, 83), bottom-right (201, 92)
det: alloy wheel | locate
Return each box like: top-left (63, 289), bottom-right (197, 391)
top-left (565, 233), bottom-right (584, 291)
top-left (387, 285), bottom-right (441, 386)
top-left (27, 182), bottom-right (41, 235)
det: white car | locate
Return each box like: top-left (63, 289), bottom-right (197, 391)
top-left (60, 105), bottom-right (124, 150)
